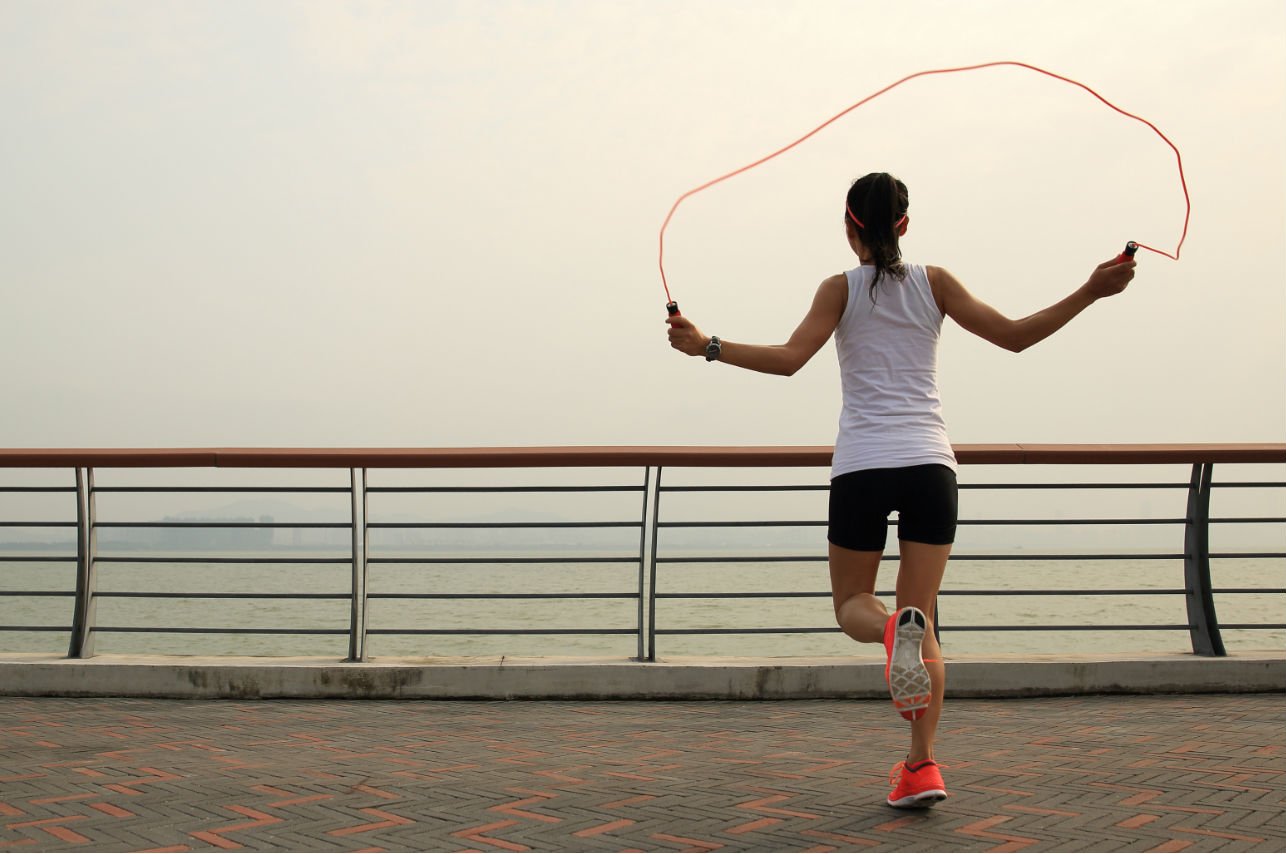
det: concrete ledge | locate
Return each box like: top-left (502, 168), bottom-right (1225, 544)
top-left (1, 652), bottom-right (1282, 700)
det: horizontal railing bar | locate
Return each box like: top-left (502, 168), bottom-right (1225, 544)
top-left (656, 555), bottom-right (827, 563)
top-left (943, 625), bottom-right (1212, 632)
top-left (941, 588), bottom-right (1186, 595)
top-left (0, 487), bottom-right (76, 493)
top-left (92, 627), bottom-right (347, 635)
top-left (368, 522), bottom-right (641, 529)
top-left (91, 486), bottom-right (351, 494)
top-left (2, 443), bottom-right (1283, 469)
top-left (658, 619), bottom-right (1280, 632)
top-left (655, 589), bottom-right (1188, 598)
top-left (94, 522), bottom-right (350, 529)
top-left (1211, 552), bottom-right (1286, 559)
top-left (0, 555), bottom-right (77, 562)
top-left (661, 486), bottom-right (829, 493)
top-left (1212, 588), bottom-right (1286, 594)
top-left (660, 483), bottom-right (1192, 493)
top-left (94, 556), bottom-right (352, 564)
top-left (368, 592), bottom-right (637, 600)
top-left (366, 628), bottom-right (636, 636)
top-left (659, 519), bottom-right (1188, 528)
top-left (960, 483), bottom-right (1191, 490)
top-left (63, 553), bottom-right (1260, 565)
top-left (7, 587), bottom-right (1253, 600)
top-left (0, 522), bottom-right (75, 528)
top-left (962, 519), bottom-right (1186, 526)
top-left (0, 626), bottom-right (69, 632)
top-left (1210, 517), bottom-right (1286, 524)
top-left (94, 592), bottom-right (350, 599)
top-left (655, 554), bottom-right (1187, 563)
top-left (654, 628), bottom-right (840, 635)
top-left (368, 486), bottom-right (644, 494)
top-left (1220, 624), bottom-right (1286, 630)
top-left (654, 625), bottom-right (1194, 634)
top-left (368, 557), bottom-right (639, 565)
top-left (658, 521), bottom-right (823, 528)
top-left (1213, 482), bottom-right (1286, 488)
top-left (661, 588), bottom-right (885, 598)
top-left (656, 592), bottom-right (828, 599)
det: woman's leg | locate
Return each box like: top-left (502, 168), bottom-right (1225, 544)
top-left (828, 542), bottom-right (886, 643)
top-left (895, 539), bottom-right (952, 764)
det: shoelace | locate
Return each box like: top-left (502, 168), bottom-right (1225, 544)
top-left (888, 759), bottom-right (949, 787)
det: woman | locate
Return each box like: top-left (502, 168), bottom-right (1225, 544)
top-left (665, 172), bottom-right (1136, 808)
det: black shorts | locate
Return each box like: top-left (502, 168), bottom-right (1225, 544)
top-left (828, 464), bottom-right (958, 551)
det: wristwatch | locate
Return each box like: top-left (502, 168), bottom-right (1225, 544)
top-left (705, 336), bottom-right (722, 362)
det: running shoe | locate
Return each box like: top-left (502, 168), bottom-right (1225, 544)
top-left (883, 606), bottom-right (931, 722)
top-left (887, 759), bottom-right (948, 808)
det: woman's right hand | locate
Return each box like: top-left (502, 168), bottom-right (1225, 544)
top-left (666, 314), bottom-right (709, 358)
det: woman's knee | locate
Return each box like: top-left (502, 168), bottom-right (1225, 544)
top-left (835, 591), bottom-right (885, 623)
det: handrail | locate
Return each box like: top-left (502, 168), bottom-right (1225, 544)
top-left (1, 444), bottom-right (1282, 662)
top-left (0, 443), bottom-right (1283, 468)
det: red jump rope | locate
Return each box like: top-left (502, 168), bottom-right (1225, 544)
top-left (661, 61), bottom-right (1188, 316)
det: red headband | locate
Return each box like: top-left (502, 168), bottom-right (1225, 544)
top-left (847, 204), bottom-right (907, 231)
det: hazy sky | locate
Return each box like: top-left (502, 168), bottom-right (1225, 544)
top-left (3, 0), bottom-right (1283, 451)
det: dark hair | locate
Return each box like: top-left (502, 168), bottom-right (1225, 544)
top-left (845, 172), bottom-right (909, 301)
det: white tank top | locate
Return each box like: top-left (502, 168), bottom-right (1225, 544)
top-left (831, 262), bottom-right (957, 479)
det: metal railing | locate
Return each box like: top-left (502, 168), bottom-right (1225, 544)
top-left (1, 445), bottom-right (1282, 661)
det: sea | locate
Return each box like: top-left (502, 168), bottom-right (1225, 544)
top-left (2, 552), bottom-right (1281, 660)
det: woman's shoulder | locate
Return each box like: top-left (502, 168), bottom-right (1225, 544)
top-left (913, 264), bottom-right (952, 316)
top-left (905, 262), bottom-right (946, 289)
top-left (819, 272), bottom-right (850, 313)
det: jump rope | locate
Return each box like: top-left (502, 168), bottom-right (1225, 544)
top-left (660, 60), bottom-right (1190, 317)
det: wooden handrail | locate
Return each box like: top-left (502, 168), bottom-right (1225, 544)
top-left (0, 443), bottom-right (1282, 468)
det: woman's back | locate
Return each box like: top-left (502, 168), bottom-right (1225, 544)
top-left (832, 263), bottom-right (956, 478)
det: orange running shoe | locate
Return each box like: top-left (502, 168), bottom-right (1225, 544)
top-left (887, 759), bottom-right (948, 808)
top-left (883, 606), bottom-right (931, 722)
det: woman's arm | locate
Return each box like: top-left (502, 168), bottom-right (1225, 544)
top-left (666, 274), bottom-right (847, 376)
top-left (928, 258), bottom-right (1136, 353)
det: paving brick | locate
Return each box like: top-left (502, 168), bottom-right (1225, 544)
top-left (0, 694), bottom-right (1282, 851)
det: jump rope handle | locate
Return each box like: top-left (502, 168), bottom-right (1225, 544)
top-left (1115, 241), bottom-right (1139, 264)
top-left (666, 301), bottom-right (681, 317)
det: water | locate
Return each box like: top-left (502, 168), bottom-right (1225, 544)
top-left (2, 553), bottom-right (1281, 659)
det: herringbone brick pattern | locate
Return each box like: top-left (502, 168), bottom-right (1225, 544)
top-left (1, 694), bottom-right (1282, 851)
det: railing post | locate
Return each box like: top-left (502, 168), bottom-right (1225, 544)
top-left (67, 467), bottom-right (98, 658)
top-left (634, 466), bottom-right (652, 661)
top-left (347, 467), bottom-right (369, 662)
top-left (932, 594), bottom-right (941, 646)
top-left (646, 466), bottom-right (664, 662)
top-left (1183, 462), bottom-right (1225, 656)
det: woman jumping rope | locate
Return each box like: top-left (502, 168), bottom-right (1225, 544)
top-left (665, 172), bottom-right (1137, 808)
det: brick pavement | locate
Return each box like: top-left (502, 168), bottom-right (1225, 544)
top-left (1, 694), bottom-right (1282, 852)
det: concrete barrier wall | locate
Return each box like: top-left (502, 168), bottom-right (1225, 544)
top-left (1, 653), bottom-right (1282, 700)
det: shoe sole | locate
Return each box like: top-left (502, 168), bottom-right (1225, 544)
top-left (888, 607), bottom-right (931, 722)
top-left (887, 790), bottom-right (947, 809)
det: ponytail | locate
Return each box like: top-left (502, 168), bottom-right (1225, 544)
top-left (845, 173), bottom-right (909, 302)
